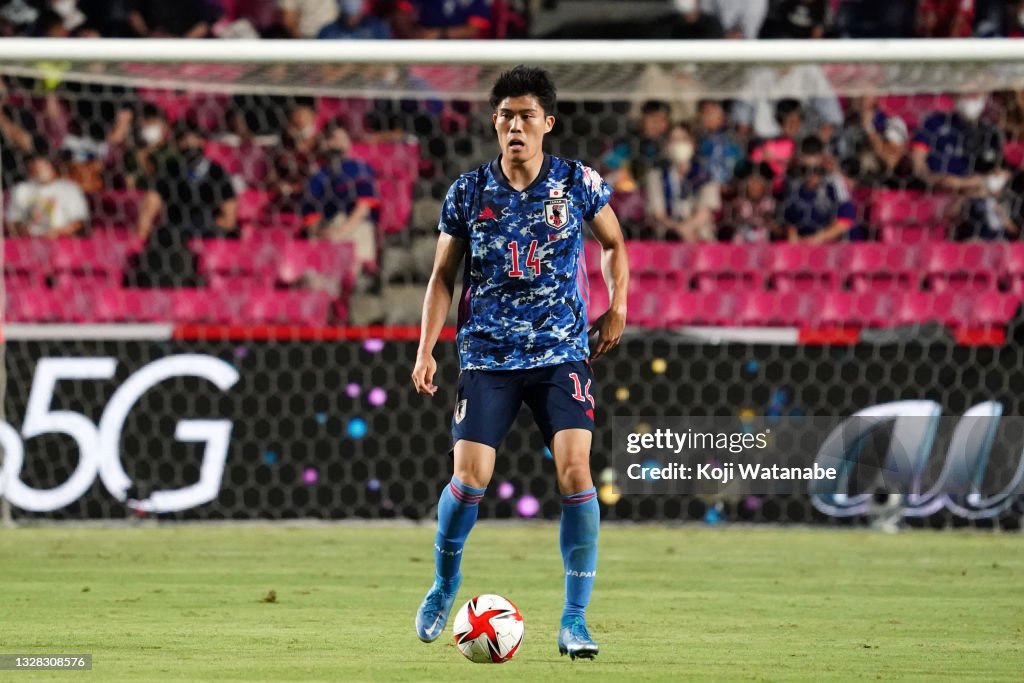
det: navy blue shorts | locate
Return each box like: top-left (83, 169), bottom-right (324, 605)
top-left (451, 360), bottom-right (596, 449)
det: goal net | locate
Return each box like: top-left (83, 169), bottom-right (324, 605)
top-left (0, 40), bottom-right (1021, 528)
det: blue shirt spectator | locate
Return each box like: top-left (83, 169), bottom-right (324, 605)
top-left (779, 136), bottom-right (857, 242)
top-left (696, 99), bottom-right (742, 184)
top-left (912, 95), bottom-right (1003, 179)
top-left (302, 126), bottom-right (379, 227)
top-left (318, 0), bottom-right (391, 39)
top-left (403, 0), bottom-right (492, 38)
top-left (645, 124), bottom-right (721, 241)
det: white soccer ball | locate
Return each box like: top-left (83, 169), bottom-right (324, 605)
top-left (451, 594), bottom-right (525, 663)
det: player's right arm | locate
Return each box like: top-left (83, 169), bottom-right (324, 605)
top-left (412, 232), bottom-right (466, 396)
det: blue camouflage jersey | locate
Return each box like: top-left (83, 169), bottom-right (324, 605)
top-left (439, 154), bottom-right (612, 371)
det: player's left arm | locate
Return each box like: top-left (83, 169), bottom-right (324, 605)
top-left (588, 203), bottom-right (628, 359)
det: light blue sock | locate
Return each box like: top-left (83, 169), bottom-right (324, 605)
top-left (433, 476), bottom-right (485, 593)
top-left (560, 487), bottom-right (599, 625)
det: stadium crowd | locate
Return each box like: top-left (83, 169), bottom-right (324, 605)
top-left (3, 0), bottom-right (1024, 327)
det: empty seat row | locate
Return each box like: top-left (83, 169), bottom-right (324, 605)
top-left (584, 241), bottom-right (1024, 294)
top-left (588, 289), bottom-right (1021, 329)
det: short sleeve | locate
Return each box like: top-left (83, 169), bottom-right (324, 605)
top-left (438, 178), bottom-right (469, 241)
top-left (6, 184), bottom-right (28, 223)
top-left (579, 163), bottom-right (612, 221)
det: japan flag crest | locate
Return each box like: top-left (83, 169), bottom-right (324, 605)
top-left (544, 195), bottom-right (568, 229)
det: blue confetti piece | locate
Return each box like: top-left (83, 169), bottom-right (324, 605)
top-left (542, 447), bottom-right (553, 460)
top-left (347, 418), bottom-right (368, 439)
top-left (367, 479), bottom-right (381, 491)
top-left (743, 359), bottom-right (759, 375)
top-left (314, 412), bottom-right (328, 425)
top-left (263, 451), bottom-right (278, 465)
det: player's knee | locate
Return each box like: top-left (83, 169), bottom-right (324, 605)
top-left (453, 463), bottom-right (492, 490)
top-left (556, 461), bottom-right (593, 495)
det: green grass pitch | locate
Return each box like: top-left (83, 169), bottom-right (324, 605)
top-left (0, 524), bottom-right (1021, 682)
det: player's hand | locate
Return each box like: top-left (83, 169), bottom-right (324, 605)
top-left (589, 308), bottom-right (626, 359)
top-left (411, 353), bottom-right (438, 396)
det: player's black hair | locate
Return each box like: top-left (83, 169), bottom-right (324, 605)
top-left (799, 135), bottom-right (825, 156)
top-left (489, 65), bottom-right (557, 116)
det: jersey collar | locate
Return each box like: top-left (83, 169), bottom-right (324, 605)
top-left (490, 153), bottom-right (551, 194)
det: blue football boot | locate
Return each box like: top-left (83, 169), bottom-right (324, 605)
top-left (557, 616), bottom-right (599, 660)
top-left (414, 579), bottom-right (460, 643)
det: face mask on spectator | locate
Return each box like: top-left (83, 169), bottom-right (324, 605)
top-left (296, 125), bottom-right (316, 140)
top-left (673, 0), bottom-right (698, 14)
top-left (956, 97), bottom-right (986, 122)
top-left (986, 173), bottom-right (1008, 194)
top-left (668, 141), bottom-right (694, 164)
top-left (140, 124), bottom-right (164, 146)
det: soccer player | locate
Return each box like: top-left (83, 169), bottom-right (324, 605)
top-left (411, 66), bottom-right (629, 659)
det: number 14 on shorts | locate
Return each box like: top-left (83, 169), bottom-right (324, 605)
top-left (569, 372), bottom-right (594, 407)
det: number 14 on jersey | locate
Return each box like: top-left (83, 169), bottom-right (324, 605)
top-left (508, 240), bottom-right (541, 277)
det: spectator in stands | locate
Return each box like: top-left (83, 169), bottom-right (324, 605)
top-left (696, 99), bottom-right (742, 185)
top-left (732, 66), bottom-right (843, 142)
top-left (779, 135), bottom-right (858, 243)
top-left (911, 92), bottom-right (1004, 194)
top-left (917, 0), bottom-right (975, 38)
top-left (35, 8), bottom-right (70, 36)
top-left (761, 0), bottom-right (828, 38)
top-left (0, 93), bottom-right (40, 186)
top-left (951, 169), bottom-right (1019, 240)
top-left (396, 0), bottom-right (493, 39)
top-left (749, 98), bottom-right (803, 191)
top-left (602, 100), bottom-right (671, 194)
top-left (719, 160), bottom-right (781, 242)
top-left (301, 122), bottom-right (379, 269)
top-left (835, 0), bottom-right (916, 37)
top-left (318, 0), bottom-right (390, 39)
top-left (700, 0), bottom-right (768, 38)
top-left (645, 123), bottom-right (721, 241)
top-left (0, 1), bottom-right (38, 37)
top-left (128, 123), bottom-right (237, 287)
top-left (834, 95), bottom-right (917, 189)
top-left (132, 0), bottom-right (218, 37)
top-left (650, 0), bottom-right (724, 39)
top-left (278, 0), bottom-right (338, 37)
top-left (270, 102), bottom-right (323, 212)
top-left (6, 150), bottom-right (89, 238)
top-left (1005, 0), bottom-right (1024, 37)
top-left (44, 0), bottom-right (86, 32)
top-left (123, 104), bottom-right (174, 191)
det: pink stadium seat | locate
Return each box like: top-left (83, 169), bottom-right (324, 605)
top-left (1002, 243), bottom-right (1024, 295)
top-left (236, 189), bottom-right (271, 225)
top-left (814, 291), bottom-right (898, 328)
top-left (277, 241), bottom-right (358, 290)
top-left (3, 239), bottom-right (52, 286)
top-left (626, 242), bottom-right (691, 284)
top-left (583, 239), bottom-right (602, 276)
top-left (896, 292), bottom-right (976, 327)
top-left (873, 190), bottom-right (954, 244)
top-left (968, 293), bottom-right (1020, 328)
top-left (767, 244), bottom-right (844, 292)
top-left (738, 291), bottom-right (817, 326)
top-left (350, 140), bottom-right (420, 182)
top-left (89, 190), bottom-right (144, 230)
top-left (586, 279), bottom-right (609, 321)
top-left (245, 289), bottom-right (332, 325)
top-left (4, 286), bottom-right (89, 322)
top-left (847, 243), bottom-right (921, 292)
top-left (204, 141), bottom-right (269, 185)
top-left (92, 288), bottom-right (174, 322)
top-left (171, 288), bottom-right (246, 324)
top-left (672, 291), bottom-right (743, 326)
top-left (922, 242), bottom-right (1004, 293)
top-left (627, 283), bottom-right (674, 327)
top-left (50, 235), bottom-right (142, 286)
top-left (878, 94), bottom-right (953, 132)
top-left (691, 243), bottom-right (766, 292)
top-left (1004, 141), bottom-right (1024, 168)
top-left (192, 238), bottom-right (279, 284)
top-left (377, 178), bottom-right (414, 235)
